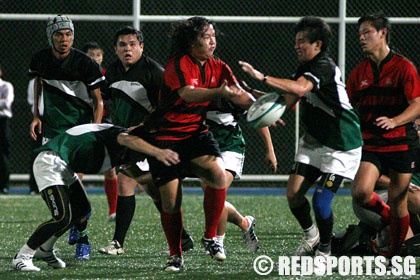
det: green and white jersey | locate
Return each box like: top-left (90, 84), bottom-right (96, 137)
top-left (207, 98), bottom-right (245, 154)
top-left (295, 52), bottom-right (363, 151)
top-left (35, 123), bottom-right (128, 174)
top-left (104, 55), bottom-right (164, 128)
top-left (29, 48), bottom-right (106, 139)
top-left (411, 172), bottom-right (420, 187)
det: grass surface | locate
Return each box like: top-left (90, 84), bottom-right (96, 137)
top-left (0, 191), bottom-right (418, 279)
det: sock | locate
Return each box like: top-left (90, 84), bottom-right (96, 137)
top-left (181, 228), bottom-right (190, 239)
top-left (389, 214), bottom-right (410, 257)
top-left (216, 234), bottom-right (225, 248)
top-left (318, 243), bottom-right (331, 254)
top-left (113, 195), bottom-right (136, 247)
top-left (365, 192), bottom-right (390, 223)
top-left (39, 236), bottom-right (58, 251)
top-left (203, 187), bottom-right (226, 239)
top-left (409, 211), bottom-right (420, 235)
top-left (161, 210), bottom-right (183, 256)
top-left (18, 244), bottom-right (36, 257)
top-left (78, 229), bottom-right (89, 244)
top-left (290, 198), bottom-right (313, 231)
top-left (303, 224), bottom-right (318, 239)
top-left (153, 199), bottom-right (163, 212)
top-left (104, 178), bottom-right (118, 215)
top-left (316, 213), bottom-right (334, 246)
top-left (154, 198), bottom-right (193, 242)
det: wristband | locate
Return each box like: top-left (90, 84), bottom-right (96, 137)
top-left (263, 75), bottom-right (268, 83)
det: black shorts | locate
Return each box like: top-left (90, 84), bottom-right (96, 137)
top-left (361, 149), bottom-right (419, 174)
top-left (148, 131), bottom-right (221, 186)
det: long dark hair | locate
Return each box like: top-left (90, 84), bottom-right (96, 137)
top-left (168, 16), bottom-right (216, 58)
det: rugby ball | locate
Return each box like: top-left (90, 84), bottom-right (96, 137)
top-left (246, 93), bottom-right (286, 128)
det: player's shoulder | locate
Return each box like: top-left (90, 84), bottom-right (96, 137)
top-left (143, 55), bottom-right (164, 71)
top-left (392, 53), bottom-right (417, 69)
top-left (31, 48), bottom-right (52, 60)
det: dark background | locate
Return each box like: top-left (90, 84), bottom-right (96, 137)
top-left (0, 0), bottom-right (419, 178)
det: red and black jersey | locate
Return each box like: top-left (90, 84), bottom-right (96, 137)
top-left (154, 54), bottom-right (237, 141)
top-left (347, 51), bottom-right (420, 152)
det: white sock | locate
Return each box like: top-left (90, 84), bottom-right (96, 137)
top-left (303, 224), bottom-right (318, 239)
top-left (18, 244), bottom-right (36, 257)
top-left (216, 234), bottom-right (225, 247)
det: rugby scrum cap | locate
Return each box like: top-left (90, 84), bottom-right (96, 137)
top-left (46, 15), bottom-right (74, 46)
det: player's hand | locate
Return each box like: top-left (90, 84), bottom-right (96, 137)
top-left (155, 149), bottom-right (180, 166)
top-left (265, 151), bottom-right (278, 173)
top-left (30, 117), bottom-right (42, 140)
top-left (271, 119), bottom-right (286, 127)
top-left (219, 80), bottom-right (240, 99)
top-left (240, 80), bottom-right (252, 92)
top-left (239, 61), bottom-right (264, 81)
top-left (374, 116), bottom-right (397, 130)
top-left (409, 183), bottom-right (420, 192)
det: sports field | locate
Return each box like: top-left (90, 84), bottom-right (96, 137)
top-left (1, 188), bottom-right (419, 279)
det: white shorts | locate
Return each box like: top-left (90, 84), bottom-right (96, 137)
top-left (33, 151), bottom-right (78, 192)
top-left (295, 134), bottom-right (361, 180)
top-left (221, 151), bottom-right (245, 179)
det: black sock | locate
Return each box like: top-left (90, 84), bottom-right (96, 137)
top-left (113, 195), bottom-right (135, 246)
top-left (410, 211), bottom-right (420, 235)
top-left (316, 213), bottom-right (334, 246)
top-left (290, 198), bottom-right (313, 230)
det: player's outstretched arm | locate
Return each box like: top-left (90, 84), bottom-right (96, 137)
top-left (117, 133), bottom-right (180, 166)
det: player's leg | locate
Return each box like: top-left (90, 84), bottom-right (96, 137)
top-left (13, 185), bottom-right (72, 271)
top-left (287, 136), bottom-right (323, 256)
top-left (104, 167), bottom-right (118, 222)
top-left (352, 152), bottom-right (390, 221)
top-left (387, 170), bottom-right (411, 257)
top-left (312, 172), bottom-right (344, 255)
top-left (138, 172), bottom-right (194, 252)
top-left (313, 145), bottom-right (361, 260)
top-left (159, 178), bottom-right (185, 271)
top-left (192, 155), bottom-right (227, 261)
top-left (99, 171), bottom-right (137, 255)
top-left (287, 168), bottom-right (319, 256)
top-left (68, 177), bottom-right (92, 261)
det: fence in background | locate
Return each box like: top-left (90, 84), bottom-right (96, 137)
top-left (1, 0), bottom-right (419, 186)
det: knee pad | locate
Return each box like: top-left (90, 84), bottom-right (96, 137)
top-left (312, 186), bottom-right (335, 219)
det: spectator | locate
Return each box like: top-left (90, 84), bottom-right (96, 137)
top-left (0, 64), bottom-right (14, 194)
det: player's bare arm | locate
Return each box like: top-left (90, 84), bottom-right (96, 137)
top-left (117, 133), bottom-right (180, 166)
top-left (178, 80), bottom-right (240, 103)
top-left (30, 77), bottom-right (43, 140)
top-left (227, 84), bottom-right (256, 109)
top-left (239, 61), bottom-right (313, 98)
top-left (91, 88), bottom-right (104, 124)
top-left (375, 97), bottom-right (420, 130)
top-left (256, 126), bottom-right (277, 173)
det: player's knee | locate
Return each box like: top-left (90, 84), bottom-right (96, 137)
top-left (208, 168), bottom-right (227, 189)
top-left (312, 186), bottom-right (334, 219)
top-left (286, 187), bottom-right (304, 206)
top-left (54, 212), bottom-right (72, 231)
top-left (352, 188), bottom-right (370, 206)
